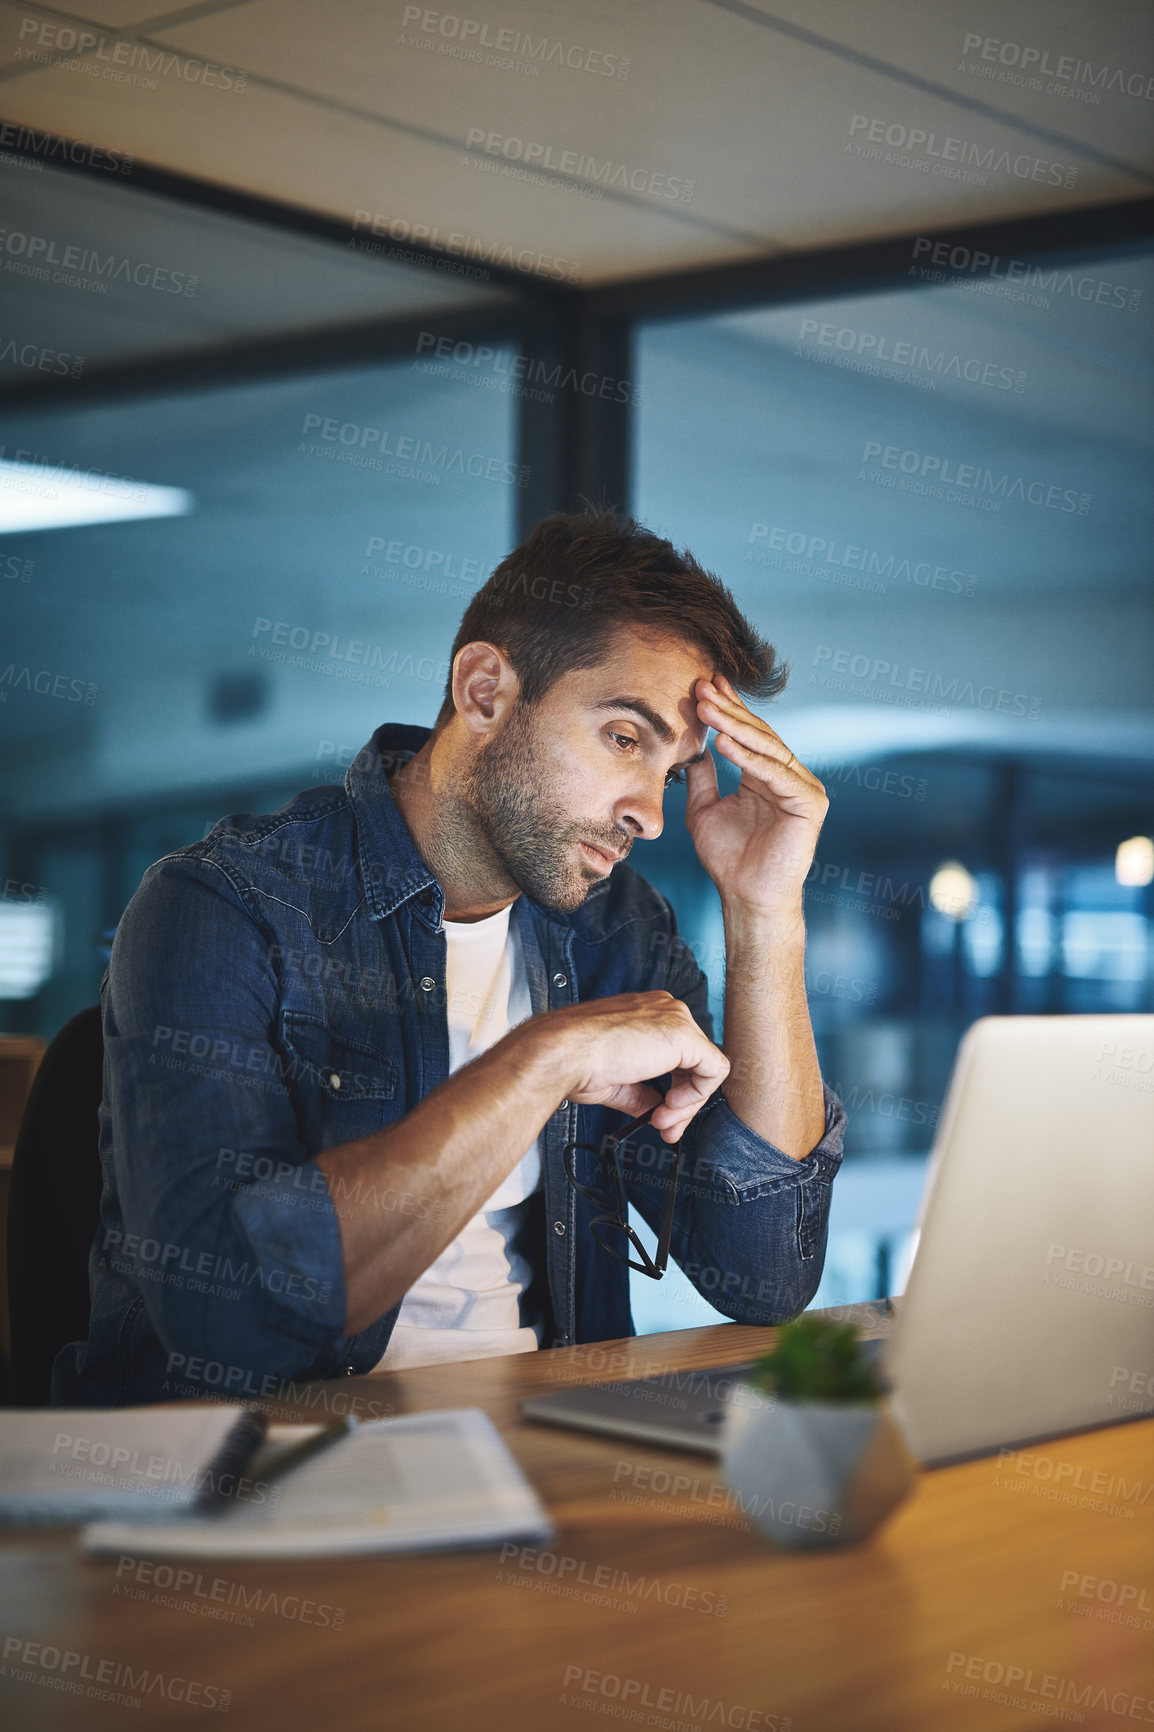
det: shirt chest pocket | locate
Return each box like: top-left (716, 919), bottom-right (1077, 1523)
top-left (280, 1011), bottom-right (399, 1151)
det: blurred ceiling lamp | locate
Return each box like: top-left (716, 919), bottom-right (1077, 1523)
top-left (1115, 835), bottom-right (1154, 888)
top-left (0, 458), bottom-right (192, 533)
top-left (929, 860), bottom-right (978, 921)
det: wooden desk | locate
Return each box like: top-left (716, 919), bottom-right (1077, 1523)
top-left (1, 1306), bottom-right (1151, 1732)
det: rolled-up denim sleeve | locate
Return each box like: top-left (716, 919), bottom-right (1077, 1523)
top-left (628, 912), bottom-right (845, 1325)
top-left (102, 854), bottom-right (347, 1384)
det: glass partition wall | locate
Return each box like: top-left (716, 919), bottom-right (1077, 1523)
top-left (629, 248), bottom-right (1154, 1323)
top-left (2, 178), bottom-right (1150, 1323)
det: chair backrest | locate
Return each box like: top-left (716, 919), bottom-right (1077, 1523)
top-left (6, 1005), bottom-right (105, 1406)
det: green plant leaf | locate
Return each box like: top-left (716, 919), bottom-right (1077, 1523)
top-left (747, 1315), bottom-right (882, 1402)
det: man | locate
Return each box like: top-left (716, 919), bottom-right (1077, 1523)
top-left (56, 512), bottom-right (844, 1406)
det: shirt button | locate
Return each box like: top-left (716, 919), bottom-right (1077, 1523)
top-left (329, 1073), bottom-right (342, 1090)
top-left (552, 972), bottom-right (568, 988)
top-left (420, 976), bottom-right (436, 992)
top-left (342, 1364), bottom-right (356, 1376)
top-left (553, 1221), bottom-right (566, 1236)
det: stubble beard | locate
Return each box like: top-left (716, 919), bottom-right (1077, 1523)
top-left (460, 705), bottom-right (629, 913)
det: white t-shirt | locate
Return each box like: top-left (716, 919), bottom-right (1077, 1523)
top-left (374, 901), bottom-right (544, 1369)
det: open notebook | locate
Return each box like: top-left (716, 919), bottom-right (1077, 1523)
top-left (0, 1406), bottom-right (267, 1523)
top-left (81, 1409), bottom-right (554, 1559)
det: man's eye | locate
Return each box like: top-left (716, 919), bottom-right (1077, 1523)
top-left (609, 733), bottom-right (682, 788)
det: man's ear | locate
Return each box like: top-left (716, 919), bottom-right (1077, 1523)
top-left (451, 640), bottom-right (520, 741)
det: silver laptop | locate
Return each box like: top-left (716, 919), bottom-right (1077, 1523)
top-left (521, 1016), bottom-right (1154, 1465)
top-left (519, 1323), bottom-right (890, 1454)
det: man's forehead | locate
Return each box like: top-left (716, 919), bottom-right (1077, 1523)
top-left (577, 630), bottom-right (712, 708)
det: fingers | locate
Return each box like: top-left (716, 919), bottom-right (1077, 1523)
top-left (662, 1003), bottom-right (728, 1093)
top-left (650, 1068), bottom-right (722, 1141)
top-left (598, 1082), bottom-right (664, 1119)
top-left (650, 1023), bottom-right (729, 1138)
top-left (600, 1006), bottom-right (727, 1140)
top-left (559, 993), bottom-right (727, 1139)
top-left (695, 674), bottom-right (824, 796)
top-left (649, 1109), bottom-right (691, 1142)
top-left (683, 743), bottom-right (720, 826)
top-left (582, 1094), bottom-right (697, 1143)
top-left (664, 1067), bottom-right (722, 1106)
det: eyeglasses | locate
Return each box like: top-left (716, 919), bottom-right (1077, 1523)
top-left (562, 1104), bottom-right (682, 1280)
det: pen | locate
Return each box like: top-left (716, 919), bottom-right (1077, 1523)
top-left (193, 1409), bottom-right (270, 1515)
top-left (193, 1415), bottom-right (355, 1515)
top-left (258, 1417), bottom-right (358, 1489)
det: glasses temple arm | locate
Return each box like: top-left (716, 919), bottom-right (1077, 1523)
top-left (651, 1141), bottom-right (682, 1275)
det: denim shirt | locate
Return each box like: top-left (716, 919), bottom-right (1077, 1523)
top-left (55, 724), bottom-right (845, 1407)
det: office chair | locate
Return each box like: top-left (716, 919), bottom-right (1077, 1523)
top-left (6, 1005), bottom-right (104, 1406)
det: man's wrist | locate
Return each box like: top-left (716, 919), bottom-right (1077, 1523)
top-left (722, 898), bottom-right (807, 953)
top-left (503, 1016), bottom-right (578, 1109)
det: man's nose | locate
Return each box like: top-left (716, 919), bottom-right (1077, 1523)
top-left (616, 789), bottom-right (664, 843)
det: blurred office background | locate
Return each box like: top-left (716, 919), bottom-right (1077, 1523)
top-left (0, 1), bottom-right (1151, 1328)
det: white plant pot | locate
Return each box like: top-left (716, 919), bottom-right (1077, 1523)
top-left (720, 1394), bottom-right (916, 1548)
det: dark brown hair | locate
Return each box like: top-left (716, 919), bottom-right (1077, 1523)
top-left (434, 511), bottom-right (787, 726)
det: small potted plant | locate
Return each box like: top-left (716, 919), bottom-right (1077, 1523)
top-left (720, 1315), bottom-right (916, 1549)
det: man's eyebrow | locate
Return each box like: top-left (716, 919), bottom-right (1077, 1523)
top-left (592, 695), bottom-right (708, 766)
